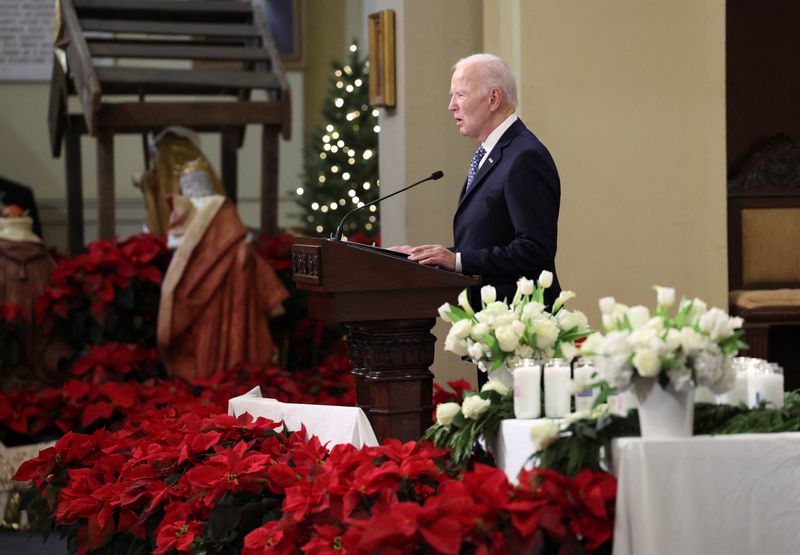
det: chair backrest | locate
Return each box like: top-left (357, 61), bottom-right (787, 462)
top-left (728, 133), bottom-right (800, 291)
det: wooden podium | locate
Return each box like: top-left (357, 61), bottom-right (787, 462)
top-left (291, 237), bottom-right (479, 442)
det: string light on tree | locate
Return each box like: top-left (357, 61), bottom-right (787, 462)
top-left (296, 40), bottom-right (379, 240)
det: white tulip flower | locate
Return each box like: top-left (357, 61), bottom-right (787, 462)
top-left (480, 285), bottom-right (497, 305)
top-left (517, 277), bottom-right (535, 296)
top-left (655, 286), bottom-right (676, 307)
top-left (552, 290), bottom-right (576, 312)
top-left (437, 303), bottom-right (455, 323)
top-left (458, 289), bottom-right (474, 317)
top-left (537, 270), bottom-right (553, 289)
top-left (598, 296), bottom-right (616, 314)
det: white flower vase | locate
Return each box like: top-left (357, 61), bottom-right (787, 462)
top-left (488, 364), bottom-right (514, 389)
top-left (633, 377), bottom-right (694, 438)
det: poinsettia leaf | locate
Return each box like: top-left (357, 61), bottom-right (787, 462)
top-left (207, 503), bottom-right (240, 541)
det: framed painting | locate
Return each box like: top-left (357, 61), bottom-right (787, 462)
top-left (263, 0), bottom-right (306, 69)
top-left (368, 9), bottom-right (396, 107)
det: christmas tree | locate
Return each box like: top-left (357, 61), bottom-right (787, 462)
top-left (295, 42), bottom-right (380, 241)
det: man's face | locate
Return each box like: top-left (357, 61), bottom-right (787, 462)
top-left (449, 63), bottom-right (491, 141)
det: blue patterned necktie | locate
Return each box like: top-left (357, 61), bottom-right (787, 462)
top-left (465, 145), bottom-right (486, 191)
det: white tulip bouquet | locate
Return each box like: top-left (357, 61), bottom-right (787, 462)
top-left (438, 271), bottom-right (591, 376)
top-left (580, 286), bottom-right (747, 393)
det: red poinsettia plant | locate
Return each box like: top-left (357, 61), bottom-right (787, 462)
top-left (16, 410), bottom-right (616, 555)
top-left (0, 301), bottom-right (26, 376)
top-left (36, 234), bottom-right (171, 349)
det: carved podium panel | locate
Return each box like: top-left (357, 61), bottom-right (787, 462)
top-left (291, 237), bottom-right (478, 442)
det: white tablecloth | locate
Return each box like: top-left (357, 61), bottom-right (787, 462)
top-left (612, 433), bottom-right (800, 555)
top-left (228, 387), bottom-right (378, 448)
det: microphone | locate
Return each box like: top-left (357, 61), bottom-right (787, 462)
top-left (332, 170), bottom-right (444, 241)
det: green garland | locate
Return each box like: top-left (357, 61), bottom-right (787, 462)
top-left (537, 391), bottom-right (800, 476)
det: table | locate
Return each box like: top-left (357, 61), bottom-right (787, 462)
top-left (491, 419), bottom-right (556, 483)
top-left (612, 433), bottom-right (800, 555)
top-left (227, 387), bottom-right (378, 449)
top-left (494, 420), bottom-right (800, 553)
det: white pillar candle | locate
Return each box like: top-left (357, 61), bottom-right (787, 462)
top-left (544, 359), bottom-right (571, 418)
top-left (718, 371), bottom-right (748, 406)
top-left (608, 388), bottom-right (638, 416)
top-left (513, 361), bottom-right (541, 419)
top-left (573, 361), bottom-right (598, 412)
top-left (749, 372), bottom-right (785, 408)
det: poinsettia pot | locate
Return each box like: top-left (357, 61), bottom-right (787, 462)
top-left (633, 377), bottom-right (694, 438)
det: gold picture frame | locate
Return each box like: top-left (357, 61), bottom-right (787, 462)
top-left (368, 9), bottom-right (396, 107)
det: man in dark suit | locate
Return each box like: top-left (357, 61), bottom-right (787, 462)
top-left (405, 53), bottom-right (561, 308)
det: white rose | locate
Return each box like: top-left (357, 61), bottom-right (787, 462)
top-left (655, 286), bottom-right (676, 307)
top-left (538, 270), bottom-right (553, 289)
top-left (698, 307), bottom-right (738, 341)
top-left (511, 319), bottom-right (526, 336)
top-left (667, 365), bottom-right (694, 391)
top-left (557, 309), bottom-right (588, 332)
top-left (522, 302), bottom-right (545, 321)
top-left (467, 341), bottom-right (485, 361)
top-left (533, 318), bottom-right (559, 349)
top-left (517, 277), bottom-right (535, 297)
top-left (451, 319), bottom-right (472, 339)
top-left (437, 303), bottom-right (456, 323)
top-left (435, 402), bottom-right (461, 427)
top-left (480, 285), bottom-right (497, 305)
top-left (529, 420), bottom-right (560, 449)
top-left (627, 305), bottom-right (650, 329)
top-left (444, 332), bottom-right (469, 357)
top-left (470, 322), bottom-right (491, 341)
top-left (496, 325), bottom-right (520, 352)
top-left (682, 297), bottom-right (708, 326)
top-left (559, 341), bottom-right (578, 361)
top-left (680, 327), bottom-right (707, 354)
top-left (598, 296), bottom-right (616, 315)
top-left (579, 332), bottom-right (604, 355)
top-left (481, 380), bottom-right (510, 396)
top-left (462, 395), bottom-right (491, 419)
top-left (633, 349), bottom-right (661, 377)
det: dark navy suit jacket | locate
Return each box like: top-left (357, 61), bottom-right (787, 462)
top-left (454, 118), bottom-right (561, 307)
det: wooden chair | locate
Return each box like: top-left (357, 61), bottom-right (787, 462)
top-left (727, 133), bottom-right (800, 361)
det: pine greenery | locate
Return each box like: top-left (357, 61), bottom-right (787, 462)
top-left (295, 41), bottom-right (380, 240)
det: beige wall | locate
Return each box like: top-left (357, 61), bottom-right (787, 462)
top-left (378, 0), bottom-right (727, 388)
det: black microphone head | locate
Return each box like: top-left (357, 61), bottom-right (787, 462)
top-left (431, 170), bottom-right (444, 180)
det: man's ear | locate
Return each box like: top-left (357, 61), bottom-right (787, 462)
top-left (487, 87), bottom-right (502, 111)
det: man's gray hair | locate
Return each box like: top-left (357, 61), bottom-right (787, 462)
top-left (454, 53), bottom-right (518, 109)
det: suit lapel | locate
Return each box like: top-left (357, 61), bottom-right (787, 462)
top-left (456, 119), bottom-right (524, 210)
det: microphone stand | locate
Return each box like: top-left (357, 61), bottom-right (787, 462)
top-left (332, 170), bottom-right (444, 241)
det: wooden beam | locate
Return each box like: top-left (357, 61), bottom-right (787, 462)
top-left (95, 66), bottom-right (281, 94)
top-left (96, 130), bottom-right (115, 240)
top-left (88, 42), bottom-right (272, 62)
top-left (97, 101), bottom-right (285, 129)
top-left (64, 127), bottom-right (85, 254)
top-left (60, 0), bottom-right (102, 134)
top-left (80, 18), bottom-right (259, 38)
top-left (48, 54), bottom-right (69, 157)
top-left (221, 127), bottom-right (239, 203)
top-left (261, 126), bottom-right (280, 235)
top-left (74, 0), bottom-right (251, 20)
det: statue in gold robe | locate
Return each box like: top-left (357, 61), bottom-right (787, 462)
top-left (157, 166), bottom-right (288, 381)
